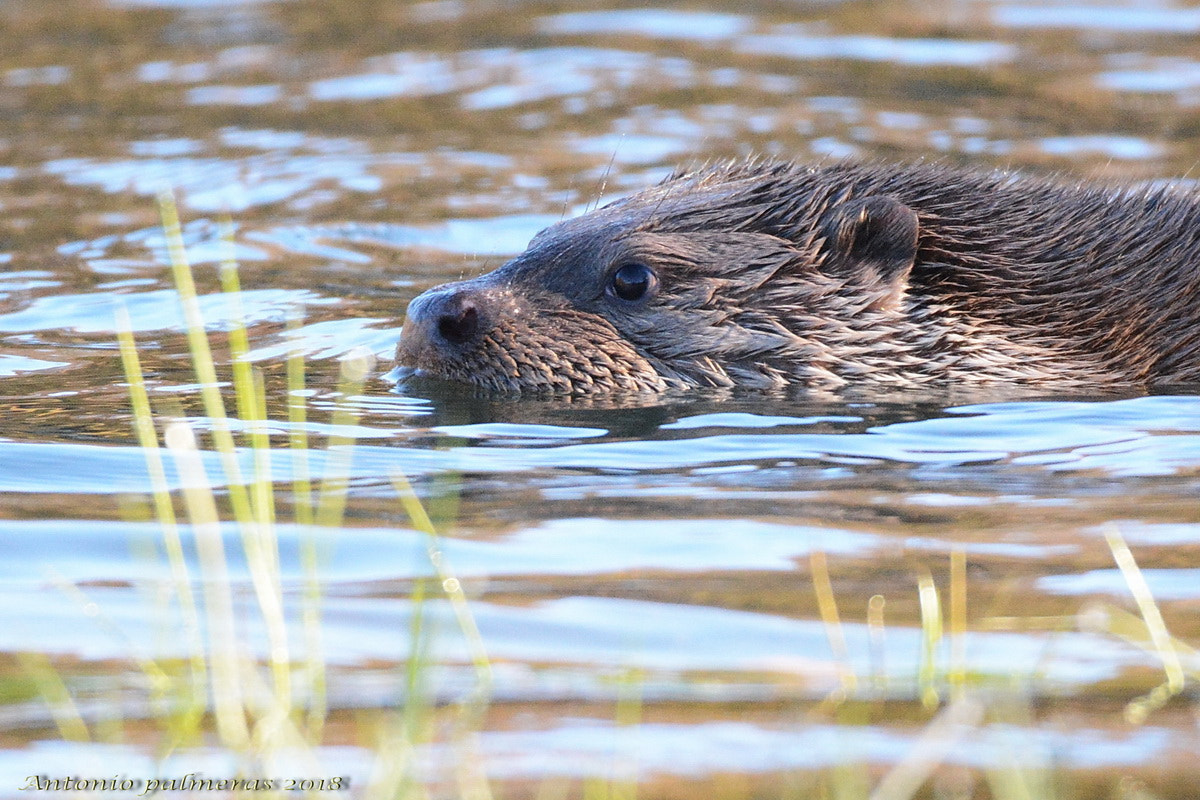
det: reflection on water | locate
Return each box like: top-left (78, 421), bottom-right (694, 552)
top-left (992, 4), bottom-right (1200, 32)
top-left (735, 31), bottom-right (1016, 67)
top-left (1, 0), bottom-right (1199, 796)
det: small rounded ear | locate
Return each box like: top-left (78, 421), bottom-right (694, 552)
top-left (822, 195), bottom-right (919, 310)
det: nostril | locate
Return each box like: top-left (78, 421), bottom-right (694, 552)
top-left (437, 302), bottom-right (480, 345)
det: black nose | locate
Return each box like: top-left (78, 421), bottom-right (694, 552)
top-left (399, 283), bottom-right (492, 365)
top-left (436, 297), bottom-right (479, 344)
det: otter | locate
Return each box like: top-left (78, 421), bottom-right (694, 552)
top-left (394, 159), bottom-right (1200, 394)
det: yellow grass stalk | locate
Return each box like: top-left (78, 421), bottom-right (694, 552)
top-left (156, 191), bottom-right (253, 523)
top-left (867, 593), bottom-right (887, 693)
top-left (917, 573), bottom-right (942, 710)
top-left (391, 470), bottom-right (493, 800)
top-left (949, 550), bottom-right (967, 697)
top-left (116, 304), bottom-right (208, 730)
top-left (158, 194), bottom-right (290, 703)
top-left (1077, 602), bottom-right (1199, 679)
top-left (391, 472), bottom-right (491, 689)
top-left (810, 550), bottom-right (856, 694)
top-left (285, 317), bottom-right (326, 741)
top-left (611, 666), bottom-right (644, 800)
top-left (1103, 524), bottom-right (1185, 722)
top-left (163, 420), bottom-right (250, 749)
top-left (314, 350), bottom-right (371, 529)
top-left (15, 652), bottom-right (90, 744)
top-left (286, 316), bottom-right (314, 527)
top-left (869, 695), bottom-right (984, 800)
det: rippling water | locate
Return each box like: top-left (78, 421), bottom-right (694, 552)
top-left (2, 1), bottom-right (1199, 797)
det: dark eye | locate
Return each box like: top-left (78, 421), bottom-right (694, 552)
top-left (607, 262), bottom-right (657, 303)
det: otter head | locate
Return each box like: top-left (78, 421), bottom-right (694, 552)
top-left (395, 161), bottom-right (922, 393)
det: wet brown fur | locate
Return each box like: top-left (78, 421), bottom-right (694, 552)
top-left (396, 159), bottom-right (1200, 393)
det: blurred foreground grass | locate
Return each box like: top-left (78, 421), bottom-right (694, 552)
top-left (57, 192), bottom-right (491, 799)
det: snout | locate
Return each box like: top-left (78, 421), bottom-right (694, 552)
top-left (395, 281), bottom-right (495, 371)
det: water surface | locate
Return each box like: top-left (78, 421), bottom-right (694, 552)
top-left (1, 0), bottom-right (1198, 797)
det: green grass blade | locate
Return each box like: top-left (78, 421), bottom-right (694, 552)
top-left (611, 667), bottom-right (643, 800)
top-left (163, 420), bottom-right (250, 749)
top-left (286, 315), bottom-right (314, 527)
top-left (116, 303), bottom-right (208, 731)
top-left (949, 550), bottom-right (967, 698)
top-left (391, 471), bottom-right (493, 800)
top-left (867, 593), bottom-right (886, 694)
top-left (917, 572), bottom-right (942, 710)
top-left (811, 550), bottom-right (856, 695)
top-left (1102, 524), bottom-right (1186, 722)
top-left (156, 191), bottom-right (254, 522)
top-left (283, 318), bottom-right (327, 742)
top-left (15, 652), bottom-right (90, 744)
